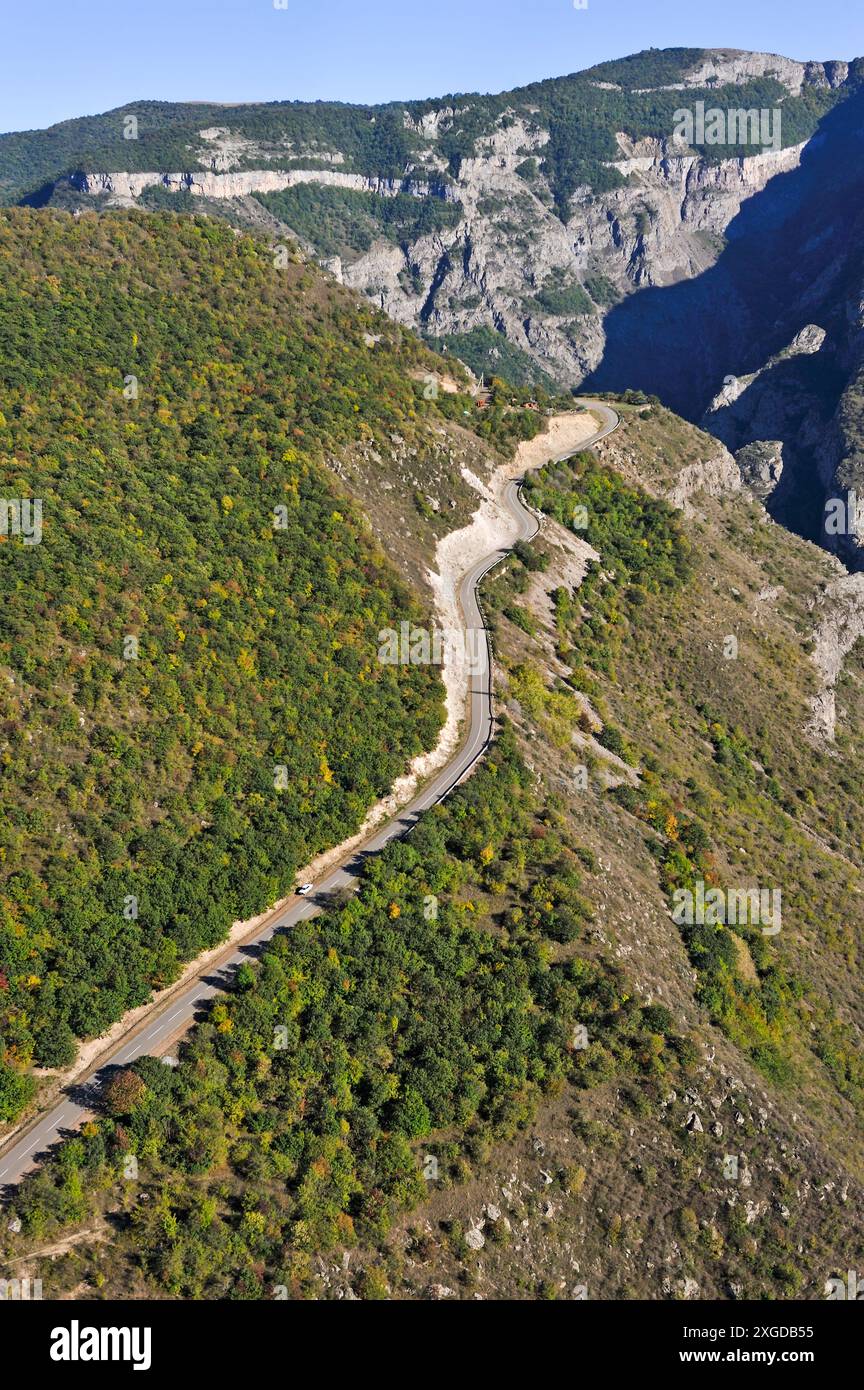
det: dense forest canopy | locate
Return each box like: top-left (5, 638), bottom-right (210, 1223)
top-left (0, 207), bottom-right (522, 1118)
top-left (2, 727), bottom-right (691, 1295)
top-left (252, 185), bottom-right (463, 262)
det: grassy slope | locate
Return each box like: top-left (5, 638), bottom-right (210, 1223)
top-left (503, 406), bottom-right (864, 1141)
top-left (3, 400), bottom-right (863, 1300)
top-left (358, 402), bottom-right (864, 1299)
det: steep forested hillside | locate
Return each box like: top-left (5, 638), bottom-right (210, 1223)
top-left (5, 401), bottom-right (864, 1301)
top-left (0, 208), bottom-right (546, 1119)
top-left (0, 727), bottom-right (703, 1296)
top-left (252, 185), bottom-right (463, 262)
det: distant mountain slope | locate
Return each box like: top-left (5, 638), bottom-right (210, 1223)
top-left (3, 51), bottom-right (861, 397)
top-left (0, 49), bottom-right (847, 209)
top-left (5, 48), bottom-right (861, 545)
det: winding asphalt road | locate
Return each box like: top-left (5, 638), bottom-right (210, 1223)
top-left (0, 401), bottom-right (618, 1194)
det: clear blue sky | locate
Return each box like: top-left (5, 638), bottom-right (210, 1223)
top-left (3, 0), bottom-right (862, 134)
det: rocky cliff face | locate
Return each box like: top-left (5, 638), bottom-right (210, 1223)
top-left (340, 127), bottom-right (810, 386)
top-left (47, 51), bottom-right (857, 414)
top-left (65, 118), bottom-right (816, 395)
top-left (640, 49), bottom-right (849, 93)
top-left (38, 50), bottom-right (864, 574)
top-left (806, 571), bottom-right (864, 741)
top-left (71, 167), bottom-right (455, 205)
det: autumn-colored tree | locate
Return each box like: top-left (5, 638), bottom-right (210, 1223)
top-left (102, 1068), bottom-right (147, 1117)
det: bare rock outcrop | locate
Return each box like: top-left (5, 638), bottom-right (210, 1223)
top-left (735, 440), bottom-right (784, 500)
top-left (700, 325), bottom-right (827, 452)
top-left (806, 571), bottom-right (864, 741)
top-left (666, 446), bottom-right (741, 513)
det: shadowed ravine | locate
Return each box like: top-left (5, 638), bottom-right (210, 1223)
top-left (583, 86), bottom-right (864, 422)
